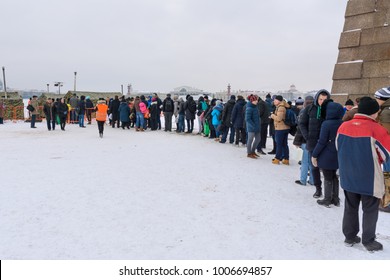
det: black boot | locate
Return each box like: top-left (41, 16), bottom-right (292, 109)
top-left (317, 180), bottom-right (332, 207)
top-left (313, 186), bottom-right (322, 199)
top-left (331, 176), bottom-right (340, 206)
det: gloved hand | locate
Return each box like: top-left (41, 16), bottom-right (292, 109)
top-left (311, 157), bottom-right (318, 167)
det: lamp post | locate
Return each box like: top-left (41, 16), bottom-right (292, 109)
top-left (54, 82), bottom-right (63, 94)
top-left (74, 71), bottom-right (77, 92)
top-left (47, 83), bottom-right (49, 94)
top-left (2, 66), bottom-right (7, 99)
top-left (121, 84), bottom-right (123, 95)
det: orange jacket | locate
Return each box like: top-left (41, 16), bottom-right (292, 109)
top-left (95, 103), bottom-right (108, 121)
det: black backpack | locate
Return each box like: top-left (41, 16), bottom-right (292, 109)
top-left (284, 108), bottom-right (297, 135)
top-left (165, 99), bottom-right (173, 111)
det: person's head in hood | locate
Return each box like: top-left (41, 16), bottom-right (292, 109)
top-left (314, 89), bottom-right (331, 107)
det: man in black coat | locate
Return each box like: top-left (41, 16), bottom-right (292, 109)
top-left (256, 97), bottom-right (270, 154)
top-left (299, 89), bottom-right (331, 198)
top-left (220, 95), bottom-right (236, 144)
top-left (109, 95), bottom-right (121, 128)
top-left (162, 94), bottom-right (174, 132)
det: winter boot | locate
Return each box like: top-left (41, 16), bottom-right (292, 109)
top-left (317, 180), bottom-right (332, 207)
top-left (252, 152), bottom-right (260, 158)
top-left (344, 236), bottom-right (361, 247)
top-left (282, 159), bottom-right (289, 165)
top-left (363, 240), bottom-right (383, 252)
top-left (272, 158), bottom-right (280, 164)
top-left (313, 186), bottom-right (322, 198)
top-left (331, 176), bottom-right (340, 207)
top-left (247, 153), bottom-right (257, 159)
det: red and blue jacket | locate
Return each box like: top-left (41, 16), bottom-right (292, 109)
top-left (336, 114), bottom-right (390, 198)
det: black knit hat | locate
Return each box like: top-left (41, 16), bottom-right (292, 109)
top-left (358, 97), bottom-right (379, 115)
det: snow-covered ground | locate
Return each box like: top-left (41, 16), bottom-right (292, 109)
top-left (1, 120), bottom-right (389, 260)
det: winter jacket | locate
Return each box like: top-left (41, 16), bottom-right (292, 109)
top-left (299, 89), bottom-right (331, 151)
top-left (77, 99), bottom-right (86, 115)
top-left (245, 101), bottom-right (261, 133)
top-left (312, 102), bottom-right (344, 170)
top-left (211, 104), bottom-right (223, 127)
top-left (184, 96), bottom-right (196, 120)
top-left (221, 99), bottom-right (235, 127)
top-left (30, 99), bottom-right (39, 115)
top-left (257, 98), bottom-right (270, 125)
top-left (162, 97), bottom-right (174, 113)
top-left (337, 114), bottom-right (390, 199)
top-left (95, 102), bottom-right (108, 121)
top-left (231, 98), bottom-right (246, 128)
top-left (57, 102), bottom-right (68, 118)
top-left (119, 102), bottom-right (131, 122)
top-left (271, 101), bottom-right (290, 130)
top-left (43, 103), bottom-right (56, 121)
top-left (109, 98), bottom-right (120, 116)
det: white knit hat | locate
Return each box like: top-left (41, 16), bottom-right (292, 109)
top-left (374, 87), bottom-right (390, 100)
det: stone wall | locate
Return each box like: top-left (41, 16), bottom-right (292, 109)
top-left (331, 0), bottom-right (390, 103)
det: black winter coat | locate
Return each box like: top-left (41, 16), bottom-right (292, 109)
top-left (298, 89), bottom-right (330, 151)
top-left (312, 102), bottom-right (344, 170)
top-left (257, 98), bottom-right (270, 125)
top-left (231, 99), bottom-right (246, 128)
top-left (221, 99), bottom-right (235, 127)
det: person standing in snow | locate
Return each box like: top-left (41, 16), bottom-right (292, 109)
top-left (270, 95), bottom-right (290, 165)
top-left (311, 101), bottom-right (344, 207)
top-left (293, 96), bottom-right (315, 186)
top-left (374, 86), bottom-right (390, 213)
top-left (298, 89), bottom-right (331, 198)
top-left (57, 98), bottom-right (68, 131)
top-left (256, 96), bottom-right (270, 154)
top-left (245, 94), bottom-right (261, 159)
top-left (85, 96), bottom-right (94, 125)
top-left (118, 97), bottom-right (131, 129)
top-left (184, 95), bottom-right (196, 133)
top-left (219, 95), bottom-right (236, 144)
top-left (43, 98), bottom-right (56, 131)
top-left (211, 100), bottom-right (224, 141)
top-left (95, 98), bottom-right (108, 138)
top-left (337, 96), bottom-right (390, 252)
top-left (231, 95), bottom-right (246, 146)
top-left (162, 93), bottom-right (174, 132)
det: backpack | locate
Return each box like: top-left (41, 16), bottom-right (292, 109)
top-left (188, 101), bottom-right (197, 113)
top-left (284, 108), bottom-right (297, 135)
top-left (165, 99), bottom-right (173, 111)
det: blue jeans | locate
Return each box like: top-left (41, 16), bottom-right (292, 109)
top-left (300, 143), bottom-right (314, 185)
top-left (136, 112), bottom-right (144, 128)
top-left (178, 114), bottom-right (185, 132)
top-left (275, 129), bottom-right (289, 160)
top-left (78, 114), bottom-right (85, 127)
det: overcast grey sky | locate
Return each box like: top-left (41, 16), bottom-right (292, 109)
top-left (2, 0), bottom-right (347, 93)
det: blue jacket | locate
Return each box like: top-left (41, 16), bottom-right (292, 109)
top-left (337, 114), bottom-right (390, 198)
top-left (118, 102), bottom-right (131, 122)
top-left (211, 103), bottom-right (223, 126)
top-left (245, 101), bottom-right (260, 133)
top-left (231, 99), bottom-right (246, 128)
top-left (312, 102), bottom-right (344, 170)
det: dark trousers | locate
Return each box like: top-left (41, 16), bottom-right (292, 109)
top-left (308, 151), bottom-right (322, 188)
top-left (111, 114), bottom-right (120, 128)
top-left (235, 127), bottom-right (246, 145)
top-left (46, 119), bottom-right (55, 130)
top-left (343, 190), bottom-right (379, 245)
top-left (260, 123), bottom-right (269, 149)
top-left (221, 126), bottom-right (235, 143)
top-left (97, 121), bottom-right (105, 134)
top-left (164, 112), bottom-right (173, 131)
top-left (0, 117), bottom-right (3, 124)
top-left (186, 119), bottom-right (194, 132)
top-left (31, 114), bottom-right (36, 128)
top-left (60, 116), bottom-right (66, 130)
